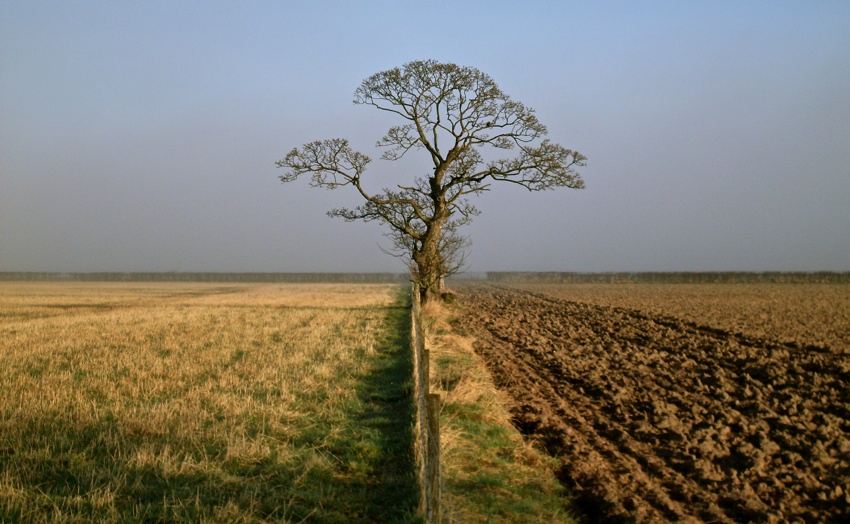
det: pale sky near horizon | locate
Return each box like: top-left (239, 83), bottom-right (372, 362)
top-left (2, 1), bottom-right (848, 273)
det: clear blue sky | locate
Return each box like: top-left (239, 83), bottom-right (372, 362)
top-left (2, 1), bottom-right (848, 272)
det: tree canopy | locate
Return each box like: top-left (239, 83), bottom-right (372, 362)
top-left (278, 60), bottom-right (586, 302)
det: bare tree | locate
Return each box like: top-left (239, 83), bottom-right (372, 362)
top-left (277, 60), bottom-right (586, 303)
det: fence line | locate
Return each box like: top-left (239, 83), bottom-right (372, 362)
top-left (411, 284), bottom-right (441, 523)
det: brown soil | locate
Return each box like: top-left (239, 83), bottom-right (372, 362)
top-left (509, 283), bottom-right (850, 355)
top-left (454, 284), bottom-right (850, 523)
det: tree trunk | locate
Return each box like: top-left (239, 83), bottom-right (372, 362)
top-left (414, 254), bottom-right (441, 305)
top-left (419, 284), bottom-right (434, 305)
top-left (413, 219), bottom-right (446, 305)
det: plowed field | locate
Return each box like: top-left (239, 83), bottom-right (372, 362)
top-left (454, 284), bottom-right (850, 523)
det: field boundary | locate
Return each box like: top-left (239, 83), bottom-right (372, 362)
top-left (411, 284), bottom-right (441, 523)
top-left (5, 271), bottom-right (848, 284)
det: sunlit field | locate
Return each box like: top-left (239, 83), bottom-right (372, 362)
top-left (505, 283), bottom-right (850, 353)
top-left (0, 282), bottom-right (417, 522)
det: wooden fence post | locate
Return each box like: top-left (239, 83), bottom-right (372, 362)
top-left (426, 393), bottom-right (441, 523)
top-left (411, 283), bottom-right (441, 522)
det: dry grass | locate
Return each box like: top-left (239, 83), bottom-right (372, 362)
top-left (422, 300), bottom-right (574, 523)
top-left (0, 282), bottom-right (417, 522)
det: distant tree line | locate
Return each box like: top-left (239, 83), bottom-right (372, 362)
top-left (478, 272), bottom-right (850, 284)
top-left (0, 272), bottom-right (410, 283)
top-left (5, 272), bottom-right (847, 284)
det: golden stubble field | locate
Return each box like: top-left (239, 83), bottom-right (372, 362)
top-left (0, 282), bottom-right (418, 522)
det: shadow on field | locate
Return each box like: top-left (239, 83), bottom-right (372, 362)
top-left (334, 291), bottom-right (420, 522)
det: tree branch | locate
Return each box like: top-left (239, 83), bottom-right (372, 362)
top-left (279, 60), bottom-right (586, 301)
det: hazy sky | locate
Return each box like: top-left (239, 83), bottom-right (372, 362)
top-left (2, 1), bottom-right (848, 273)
